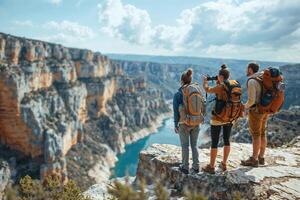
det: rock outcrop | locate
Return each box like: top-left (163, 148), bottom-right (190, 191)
top-left (136, 141), bottom-right (300, 200)
top-left (0, 160), bottom-right (10, 199)
top-left (0, 32), bottom-right (170, 185)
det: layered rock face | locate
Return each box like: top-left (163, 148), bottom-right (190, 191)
top-left (0, 160), bottom-right (10, 199)
top-left (113, 60), bottom-right (215, 99)
top-left (67, 86), bottom-right (170, 189)
top-left (137, 141), bottom-right (300, 200)
top-left (280, 64), bottom-right (300, 109)
top-left (0, 33), bottom-right (169, 184)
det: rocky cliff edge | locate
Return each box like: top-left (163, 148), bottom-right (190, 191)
top-left (136, 138), bottom-right (300, 200)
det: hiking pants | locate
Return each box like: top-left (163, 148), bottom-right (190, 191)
top-left (248, 109), bottom-right (269, 139)
top-left (211, 124), bottom-right (232, 148)
top-left (178, 124), bottom-right (200, 170)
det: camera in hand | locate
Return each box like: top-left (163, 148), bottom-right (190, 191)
top-left (206, 75), bottom-right (218, 81)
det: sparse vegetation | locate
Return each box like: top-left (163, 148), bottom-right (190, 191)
top-left (107, 179), bottom-right (148, 200)
top-left (107, 178), bottom-right (209, 200)
top-left (154, 182), bottom-right (169, 200)
top-left (5, 175), bottom-right (91, 200)
top-left (185, 191), bottom-right (207, 200)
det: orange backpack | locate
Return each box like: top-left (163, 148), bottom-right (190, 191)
top-left (249, 67), bottom-right (285, 114)
top-left (213, 80), bottom-right (244, 123)
top-left (179, 83), bottom-right (206, 126)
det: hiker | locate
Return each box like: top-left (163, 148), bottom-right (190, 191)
top-left (202, 64), bottom-right (244, 174)
top-left (241, 63), bottom-right (284, 167)
top-left (173, 68), bottom-right (205, 174)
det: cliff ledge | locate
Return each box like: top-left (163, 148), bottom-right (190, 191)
top-left (136, 138), bottom-right (300, 199)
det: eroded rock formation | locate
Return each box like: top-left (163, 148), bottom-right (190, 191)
top-left (0, 33), bottom-right (169, 185)
top-left (0, 160), bottom-right (10, 199)
top-left (280, 64), bottom-right (300, 109)
top-left (136, 141), bottom-right (300, 200)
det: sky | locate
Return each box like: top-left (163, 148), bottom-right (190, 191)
top-left (0, 0), bottom-right (300, 62)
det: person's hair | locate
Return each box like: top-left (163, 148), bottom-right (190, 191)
top-left (248, 62), bottom-right (259, 73)
top-left (218, 64), bottom-right (230, 80)
top-left (181, 68), bottom-right (193, 85)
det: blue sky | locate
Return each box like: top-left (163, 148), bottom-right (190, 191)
top-left (0, 0), bottom-right (300, 62)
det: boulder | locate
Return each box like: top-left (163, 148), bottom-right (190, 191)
top-left (0, 160), bottom-right (10, 199)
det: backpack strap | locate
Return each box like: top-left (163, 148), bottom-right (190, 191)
top-left (247, 77), bottom-right (262, 88)
top-left (247, 77), bottom-right (264, 102)
top-left (223, 80), bottom-right (232, 102)
top-left (181, 84), bottom-right (190, 115)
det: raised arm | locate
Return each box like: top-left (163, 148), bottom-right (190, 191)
top-left (202, 76), bottom-right (222, 94)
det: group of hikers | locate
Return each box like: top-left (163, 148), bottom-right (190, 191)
top-left (173, 63), bottom-right (285, 174)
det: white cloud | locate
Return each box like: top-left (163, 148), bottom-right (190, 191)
top-left (39, 20), bottom-right (96, 46)
top-left (97, 0), bottom-right (300, 62)
top-left (49, 0), bottom-right (62, 5)
top-left (98, 0), bottom-right (153, 45)
top-left (43, 20), bottom-right (95, 39)
top-left (13, 20), bottom-right (34, 27)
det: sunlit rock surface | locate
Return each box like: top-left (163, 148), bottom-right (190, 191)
top-left (0, 160), bottom-right (10, 199)
top-left (136, 140), bottom-right (300, 200)
top-left (0, 32), bottom-right (170, 186)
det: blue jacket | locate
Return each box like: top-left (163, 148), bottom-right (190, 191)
top-left (173, 87), bottom-right (183, 128)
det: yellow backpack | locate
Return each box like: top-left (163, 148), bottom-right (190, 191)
top-left (213, 80), bottom-right (244, 123)
top-left (179, 83), bottom-right (205, 126)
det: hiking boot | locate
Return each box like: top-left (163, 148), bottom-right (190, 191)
top-left (190, 168), bottom-right (199, 174)
top-left (179, 165), bottom-right (189, 174)
top-left (219, 161), bottom-right (227, 172)
top-left (258, 157), bottom-right (265, 165)
top-left (202, 164), bottom-right (215, 174)
top-left (241, 157), bottom-right (259, 167)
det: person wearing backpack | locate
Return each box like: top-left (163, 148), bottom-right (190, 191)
top-left (173, 68), bottom-right (205, 174)
top-left (241, 63), bottom-right (285, 167)
top-left (202, 64), bottom-right (244, 174)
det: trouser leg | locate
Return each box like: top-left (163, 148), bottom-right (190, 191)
top-left (179, 125), bottom-right (189, 170)
top-left (248, 110), bottom-right (264, 160)
top-left (190, 126), bottom-right (200, 170)
top-left (210, 125), bottom-right (221, 167)
top-left (222, 124), bottom-right (232, 164)
top-left (259, 114), bottom-right (269, 158)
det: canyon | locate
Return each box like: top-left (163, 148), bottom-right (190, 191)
top-left (0, 32), bottom-right (170, 191)
top-left (83, 59), bottom-right (300, 199)
top-left (0, 32), bottom-right (299, 199)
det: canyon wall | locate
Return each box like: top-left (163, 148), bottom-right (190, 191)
top-left (280, 64), bottom-right (300, 109)
top-left (0, 33), bottom-right (169, 185)
top-left (111, 57), bottom-right (287, 100)
top-left (0, 160), bottom-right (10, 199)
top-left (113, 60), bottom-right (216, 99)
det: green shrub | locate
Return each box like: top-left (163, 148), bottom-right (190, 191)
top-left (154, 182), bottom-right (169, 200)
top-left (108, 178), bottom-right (209, 200)
top-left (185, 191), bottom-right (208, 200)
top-left (5, 175), bottom-right (90, 200)
top-left (108, 180), bottom-right (148, 200)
